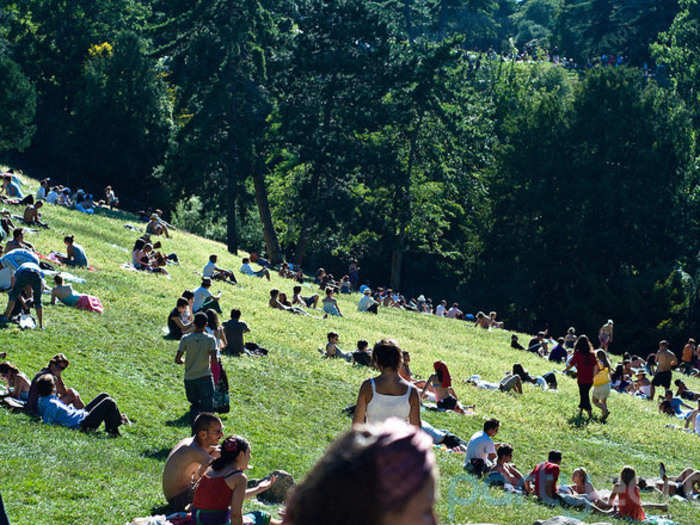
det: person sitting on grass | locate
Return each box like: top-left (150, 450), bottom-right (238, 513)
top-left (0, 361), bottom-right (31, 401)
top-left (474, 311), bottom-right (490, 328)
top-left (464, 418), bottom-right (500, 477)
top-left (4, 228), bottom-right (34, 254)
top-left (27, 353), bottom-right (84, 415)
top-left (524, 449), bottom-right (562, 503)
top-left (527, 331), bottom-right (547, 355)
top-left (104, 185), bottom-right (119, 209)
top-left (321, 332), bottom-right (353, 362)
top-left (352, 339), bottom-right (421, 427)
top-left (486, 444), bottom-right (524, 490)
top-left (548, 337), bottom-right (568, 363)
top-left (222, 309), bottom-right (250, 356)
top-left (659, 388), bottom-right (693, 416)
top-left (54, 235), bottom-right (88, 267)
top-left (352, 340), bottom-right (372, 367)
top-left (558, 467), bottom-right (612, 511)
top-left (510, 334), bottom-right (525, 350)
top-left (132, 241), bottom-right (169, 275)
top-left (1, 262), bottom-right (45, 327)
top-left (269, 289), bottom-right (306, 315)
top-left (190, 434), bottom-right (281, 525)
top-left (162, 412), bottom-right (223, 513)
top-left (357, 287), bottom-right (379, 314)
top-left (1, 174), bottom-right (23, 199)
top-left (146, 213), bottom-right (170, 238)
top-left (240, 257), bottom-right (270, 280)
top-left (422, 361), bottom-right (472, 413)
top-left (49, 274), bottom-right (103, 313)
top-left (36, 178), bottom-right (50, 201)
top-left (283, 418), bottom-right (438, 525)
top-left (168, 298), bottom-right (193, 340)
top-left (292, 285), bottom-right (319, 309)
top-left (181, 290), bottom-right (194, 324)
top-left (22, 200), bottom-right (48, 228)
top-left (489, 311), bottom-right (504, 328)
top-left (35, 374), bottom-right (129, 436)
top-left (606, 465), bottom-right (668, 520)
top-left (322, 287), bottom-right (342, 318)
top-left (203, 254), bottom-right (237, 284)
top-left (193, 278), bottom-right (222, 314)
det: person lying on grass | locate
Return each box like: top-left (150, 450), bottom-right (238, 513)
top-left (0, 361), bottom-right (30, 401)
top-left (684, 399), bottom-right (700, 434)
top-left (464, 418), bottom-right (501, 477)
top-left (54, 235), bottom-right (88, 267)
top-left (203, 254), bottom-right (237, 284)
top-left (269, 289), bottom-right (306, 315)
top-left (3, 228), bottom-right (34, 254)
top-left (421, 361), bottom-right (472, 413)
top-left (50, 274), bottom-right (103, 313)
top-left (22, 200), bottom-right (48, 228)
top-left (675, 379), bottom-right (699, 401)
top-left (35, 373), bottom-right (129, 437)
top-left (292, 285), bottom-right (318, 309)
top-left (353, 339), bottom-right (421, 428)
top-left (557, 467), bottom-right (612, 511)
top-left (190, 434), bottom-right (281, 525)
top-left (659, 389), bottom-right (693, 416)
top-left (646, 463), bottom-right (700, 500)
top-left (1, 261), bottom-right (44, 328)
top-left (321, 332), bottom-right (353, 362)
top-left (321, 287), bottom-right (342, 318)
top-left (27, 353), bottom-right (84, 414)
top-left (0, 247), bottom-right (39, 277)
top-left (240, 257), bottom-right (270, 280)
top-left (168, 297), bottom-right (193, 340)
top-left (283, 419), bottom-right (438, 525)
top-left (162, 412), bottom-right (223, 513)
top-left (352, 340), bottom-right (373, 367)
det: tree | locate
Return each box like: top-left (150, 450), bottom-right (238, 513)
top-left (0, 53), bottom-right (36, 152)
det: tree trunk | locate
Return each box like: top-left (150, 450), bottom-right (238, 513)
top-left (252, 156), bottom-right (282, 265)
top-left (438, 0), bottom-right (449, 37)
top-left (226, 161), bottom-right (238, 255)
top-left (390, 236), bottom-right (405, 290)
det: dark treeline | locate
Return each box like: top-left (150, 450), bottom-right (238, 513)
top-left (0, 0), bottom-right (698, 355)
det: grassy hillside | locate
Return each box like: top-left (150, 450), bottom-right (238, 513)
top-left (1, 173), bottom-right (698, 525)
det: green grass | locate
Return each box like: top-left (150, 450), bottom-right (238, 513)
top-left (1, 173), bottom-right (699, 525)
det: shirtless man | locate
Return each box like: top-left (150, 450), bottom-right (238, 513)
top-left (23, 201), bottom-right (48, 228)
top-left (488, 444), bottom-right (524, 488)
top-left (162, 412), bottom-right (223, 512)
top-left (649, 340), bottom-right (677, 402)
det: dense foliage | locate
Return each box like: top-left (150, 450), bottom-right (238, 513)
top-left (0, 0), bottom-right (697, 354)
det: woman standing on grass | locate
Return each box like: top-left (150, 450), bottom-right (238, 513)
top-left (565, 335), bottom-right (596, 419)
top-left (592, 350), bottom-right (611, 421)
top-left (353, 339), bottom-right (421, 428)
top-left (190, 435), bottom-right (280, 525)
top-left (283, 418), bottom-right (438, 525)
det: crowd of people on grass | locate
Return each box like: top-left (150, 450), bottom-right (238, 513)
top-left (2, 171), bottom-right (699, 525)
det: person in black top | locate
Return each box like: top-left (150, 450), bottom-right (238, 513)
top-left (222, 309), bottom-right (250, 355)
top-left (510, 334), bottom-right (525, 350)
top-left (168, 298), bottom-right (192, 340)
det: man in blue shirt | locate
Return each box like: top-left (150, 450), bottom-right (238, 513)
top-left (35, 374), bottom-right (128, 436)
top-left (548, 337), bottom-right (569, 364)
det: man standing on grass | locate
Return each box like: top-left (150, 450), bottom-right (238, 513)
top-left (175, 313), bottom-right (217, 424)
top-left (162, 412), bottom-right (222, 513)
top-left (650, 340), bottom-right (678, 402)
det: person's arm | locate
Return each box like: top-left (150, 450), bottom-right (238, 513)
top-left (606, 484), bottom-right (620, 505)
top-left (352, 381), bottom-right (370, 425)
top-left (448, 387), bottom-right (460, 400)
top-left (245, 474), bottom-right (277, 499)
top-left (218, 327), bottom-right (227, 349)
top-left (420, 375), bottom-right (434, 398)
top-left (685, 411), bottom-right (697, 429)
top-left (175, 340), bottom-right (186, 364)
top-left (242, 323), bottom-right (250, 334)
top-left (226, 474), bottom-right (247, 525)
top-left (408, 387), bottom-right (421, 428)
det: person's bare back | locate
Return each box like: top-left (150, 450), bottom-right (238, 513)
top-left (162, 437), bottom-right (215, 501)
top-left (656, 349), bottom-right (677, 373)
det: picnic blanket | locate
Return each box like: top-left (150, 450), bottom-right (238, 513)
top-left (76, 294), bottom-right (103, 314)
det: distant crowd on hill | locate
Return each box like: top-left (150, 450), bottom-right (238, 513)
top-left (1, 172), bottom-right (699, 525)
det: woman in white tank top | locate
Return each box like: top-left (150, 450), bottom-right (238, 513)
top-left (352, 339), bottom-right (421, 428)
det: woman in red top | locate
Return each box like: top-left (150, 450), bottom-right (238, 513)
top-left (191, 435), bottom-right (280, 525)
top-left (564, 335), bottom-right (597, 419)
top-left (607, 465), bottom-right (667, 521)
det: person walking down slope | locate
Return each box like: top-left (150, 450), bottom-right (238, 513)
top-left (565, 335), bottom-right (597, 419)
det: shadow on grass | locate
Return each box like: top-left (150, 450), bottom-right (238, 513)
top-left (150, 502), bottom-right (172, 516)
top-left (141, 447), bottom-right (172, 461)
top-left (567, 414), bottom-right (599, 429)
top-left (165, 412), bottom-right (191, 428)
